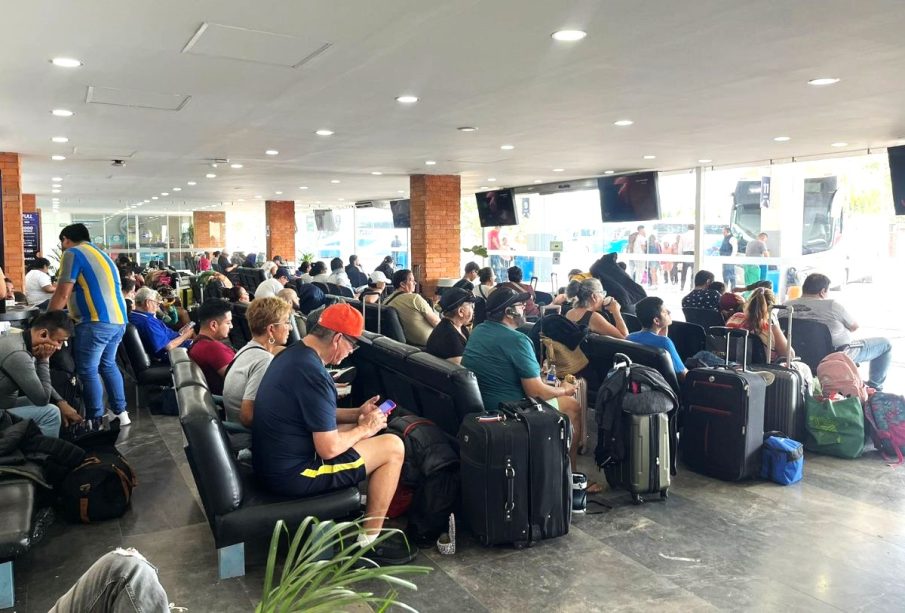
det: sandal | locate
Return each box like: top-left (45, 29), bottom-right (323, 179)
top-left (587, 481), bottom-right (605, 495)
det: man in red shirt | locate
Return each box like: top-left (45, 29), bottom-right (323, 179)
top-left (187, 299), bottom-right (235, 395)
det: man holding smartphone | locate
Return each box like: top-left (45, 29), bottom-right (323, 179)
top-left (129, 287), bottom-right (195, 363)
top-left (253, 303), bottom-right (416, 566)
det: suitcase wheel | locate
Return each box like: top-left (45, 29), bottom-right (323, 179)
top-left (632, 493), bottom-right (644, 505)
top-left (660, 488), bottom-right (669, 500)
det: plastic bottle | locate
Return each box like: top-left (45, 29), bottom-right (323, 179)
top-left (546, 363), bottom-right (558, 386)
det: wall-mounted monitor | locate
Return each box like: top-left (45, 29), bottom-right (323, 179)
top-left (888, 145), bottom-right (905, 216)
top-left (314, 209), bottom-right (338, 232)
top-left (390, 199), bottom-right (411, 228)
top-left (475, 188), bottom-right (518, 227)
top-left (597, 172), bottom-right (661, 223)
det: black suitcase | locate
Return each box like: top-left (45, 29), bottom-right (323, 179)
top-left (683, 327), bottom-right (766, 481)
top-left (458, 399), bottom-right (571, 547)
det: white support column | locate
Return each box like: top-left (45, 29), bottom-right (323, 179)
top-left (693, 166), bottom-right (705, 273)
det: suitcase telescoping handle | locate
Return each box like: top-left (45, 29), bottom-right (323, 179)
top-left (708, 326), bottom-right (749, 370)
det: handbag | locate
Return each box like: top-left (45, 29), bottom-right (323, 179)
top-left (804, 395), bottom-right (864, 459)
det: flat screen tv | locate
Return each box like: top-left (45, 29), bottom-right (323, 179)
top-left (597, 172), bottom-right (661, 223)
top-left (888, 145), bottom-right (905, 216)
top-left (475, 188), bottom-right (518, 227)
top-left (390, 199), bottom-right (411, 228)
top-left (314, 209), bottom-right (338, 232)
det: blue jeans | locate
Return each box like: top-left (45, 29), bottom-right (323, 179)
top-left (73, 322), bottom-right (127, 419)
top-left (8, 397), bottom-right (61, 438)
top-left (722, 263), bottom-right (736, 288)
top-left (846, 337), bottom-right (893, 389)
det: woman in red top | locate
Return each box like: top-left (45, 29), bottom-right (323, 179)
top-left (725, 287), bottom-right (792, 362)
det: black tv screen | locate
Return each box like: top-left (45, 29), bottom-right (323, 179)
top-left (598, 172), bottom-right (661, 223)
top-left (888, 145), bottom-right (905, 216)
top-left (314, 209), bottom-right (338, 232)
top-left (475, 188), bottom-right (518, 227)
top-left (390, 199), bottom-right (411, 228)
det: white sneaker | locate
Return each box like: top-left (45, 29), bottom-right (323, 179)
top-left (105, 409), bottom-right (131, 426)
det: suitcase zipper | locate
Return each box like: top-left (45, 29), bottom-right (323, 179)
top-left (650, 416), bottom-right (658, 491)
top-left (689, 405), bottom-right (732, 417)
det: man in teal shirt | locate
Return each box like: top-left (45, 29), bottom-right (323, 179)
top-left (462, 288), bottom-right (581, 470)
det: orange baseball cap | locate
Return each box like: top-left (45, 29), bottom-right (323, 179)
top-left (317, 303), bottom-right (372, 344)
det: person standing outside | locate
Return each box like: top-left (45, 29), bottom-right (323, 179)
top-left (719, 227), bottom-right (738, 288)
top-left (628, 225), bottom-right (648, 285)
top-left (744, 232), bottom-right (770, 286)
top-left (678, 224), bottom-right (696, 291)
top-left (49, 223), bottom-right (130, 427)
top-left (198, 251), bottom-right (211, 272)
top-left (487, 225), bottom-right (503, 281)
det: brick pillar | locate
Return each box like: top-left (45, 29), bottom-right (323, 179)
top-left (0, 153), bottom-right (25, 287)
top-left (192, 211), bottom-right (226, 250)
top-left (22, 194), bottom-right (36, 213)
top-left (410, 174), bottom-right (461, 296)
top-left (265, 200), bottom-right (296, 262)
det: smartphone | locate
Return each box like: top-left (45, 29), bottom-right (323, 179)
top-left (378, 400), bottom-right (396, 415)
top-left (180, 322), bottom-right (196, 334)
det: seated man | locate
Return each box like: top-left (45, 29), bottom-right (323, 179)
top-left (252, 303), bottom-right (415, 565)
top-left (425, 288), bottom-right (474, 364)
top-left (452, 261), bottom-right (480, 292)
top-left (681, 270), bottom-right (721, 311)
top-left (129, 287), bottom-right (195, 363)
top-left (384, 269), bottom-right (439, 346)
top-left (253, 267), bottom-right (290, 299)
top-left (326, 257), bottom-right (354, 292)
top-left (499, 265), bottom-right (539, 318)
top-left (461, 288), bottom-right (587, 481)
top-left (785, 273), bottom-right (893, 389)
top-left (187, 299), bottom-right (235, 395)
top-left (0, 310), bottom-right (79, 437)
top-left (626, 296), bottom-right (688, 381)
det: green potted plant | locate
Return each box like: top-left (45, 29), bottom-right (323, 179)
top-left (462, 245), bottom-right (488, 259)
top-left (256, 518), bottom-right (431, 613)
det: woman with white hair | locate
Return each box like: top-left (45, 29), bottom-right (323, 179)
top-left (564, 278), bottom-right (628, 338)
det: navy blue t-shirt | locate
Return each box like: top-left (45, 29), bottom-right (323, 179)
top-left (252, 343), bottom-right (337, 486)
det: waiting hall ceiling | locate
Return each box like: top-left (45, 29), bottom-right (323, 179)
top-left (3, 0), bottom-right (905, 215)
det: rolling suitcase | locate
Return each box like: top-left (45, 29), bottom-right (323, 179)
top-left (748, 305), bottom-right (806, 440)
top-left (605, 412), bottom-right (671, 504)
top-left (683, 327), bottom-right (767, 481)
top-left (458, 399), bottom-right (571, 547)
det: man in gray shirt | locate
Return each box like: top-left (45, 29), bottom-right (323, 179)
top-left (0, 310), bottom-right (80, 437)
top-left (785, 273), bottom-right (892, 389)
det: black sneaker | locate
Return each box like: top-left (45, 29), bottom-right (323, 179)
top-left (360, 532), bottom-right (419, 566)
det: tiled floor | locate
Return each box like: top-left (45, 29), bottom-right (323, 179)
top-left (9, 401), bottom-right (905, 612)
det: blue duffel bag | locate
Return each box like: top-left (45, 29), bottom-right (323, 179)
top-left (761, 432), bottom-right (804, 485)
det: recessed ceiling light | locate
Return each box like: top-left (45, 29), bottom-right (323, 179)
top-left (774, 136), bottom-right (791, 142)
top-left (397, 190), bottom-right (405, 194)
top-left (500, 144), bottom-right (515, 150)
top-left (808, 77), bottom-right (840, 86)
top-left (265, 149), bottom-right (279, 156)
top-left (205, 173), bottom-right (216, 178)
top-left (51, 136), bottom-right (69, 143)
top-left (488, 177), bottom-right (497, 182)
top-left (172, 187), bottom-right (181, 191)
top-left (52, 176), bottom-right (63, 181)
top-left (51, 189), bottom-right (61, 193)
top-left (51, 57), bottom-right (82, 68)
top-left (338, 198), bottom-right (345, 201)
top-left (143, 200), bottom-right (149, 203)
top-left (425, 160), bottom-right (437, 166)
top-left (371, 171), bottom-right (383, 175)
top-left (395, 95), bottom-right (419, 104)
top-left (315, 129), bottom-right (334, 136)
top-left (152, 196), bottom-right (159, 200)
top-left (479, 186), bottom-right (489, 190)
top-left (161, 192), bottom-right (169, 196)
top-left (299, 186), bottom-right (309, 190)
top-left (230, 163), bottom-right (243, 169)
top-left (51, 109), bottom-right (73, 117)
top-left (238, 198), bottom-right (245, 202)
top-left (330, 179), bottom-right (341, 184)
top-left (275, 191), bottom-right (283, 195)
top-left (613, 119), bottom-right (634, 127)
top-left (458, 126), bottom-right (478, 132)
top-left (552, 30), bottom-right (587, 42)
top-left (643, 155), bottom-right (657, 160)
top-left (604, 170), bottom-right (615, 175)
top-left (52, 183), bottom-right (61, 188)
top-left (534, 179), bottom-right (543, 183)
top-left (187, 181), bottom-right (197, 186)
top-left (698, 159), bottom-right (713, 164)
top-left (255, 195), bottom-right (262, 199)
top-left (210, 163), bottom-right (219, 168)
top-left (552, 168), bottom-right (565, 172)
top-left (51, 155), bottom-right (66, 161)
top-left (831, 142), bottom-right (848, 148)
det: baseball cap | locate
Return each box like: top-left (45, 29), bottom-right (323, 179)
top-left (317, 303), bottom-right (373, 344)
top-left (275, 266), bottom-right (291, 279)
top-left (485, 287), bottom-right (531, 315)
top-left (719, 292), bottom-right (745, 311)
top-left (439, 287), bottom-right (475, 313)
top-left (369, 270), bottom-right (389, 284)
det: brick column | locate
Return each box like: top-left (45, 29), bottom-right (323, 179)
top-left (410, 174), bottom-right (461, 296)
top-left (21, 194), bottom-right (36, 213)
top-left (0, 153), bottom-right (25, 286)
top-left (192, 211), bottom-right (226, 250)
top-left (265, 200), bottom-right (296, 262)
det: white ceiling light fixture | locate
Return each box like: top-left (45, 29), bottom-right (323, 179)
top-left (831, 142), bottom-right (848, 147)
top-left (613, 119), bottom-right (634, 127)
top-left (315, 129), bottom-right (334, 136)
top-left (299, 186), bottom-right (309, 190)
top-left (487, 177), bottom-right (497, 182)
top-left (500, 144), bottom-right (515, 150)
top-left (698, 159), bottom-right (713, 164)
top-left (425, 160), bottom-right (437, 166)
top-left (172, 187), bottom-right (181, 191)
top-left (371, 171), bottom-right (383, 175)
top-left (774, 136), bottom-right (791, 142)
top-left (51, 189), bottom-right (61, 193)
top-left (457, 126), bottom-right (478, 132)
top-left (330, 179), bottom-right (341, 184)
top-left (205, 173), bottom-right (216, 178)
top-left (552, 30), bottom-right (587, 42)
top-left (265, 149), bottom-right (279, 156)
top-left (52, 176), bottom-right (63, 181)
top-left (604, 170), bottom-right (615, 175)
top-left (808, 77), bottom-right (840, 86)
top-left (238, 198), bottom-right (245, 202)
top-left (643, 154), bottom-right (657, 159)
top-left (51, 154), bottom-right (66, 161)
top-left (51, 136), bottom-right (69, 143)
top-left (255, 195), bottom-right (262, 199)
top-left (552, 168), bottom-right (565, 172)
top-left (534, 179), bottom-right (543, 183)
top-left (479, 186), bottom-right (489, 190)
top-left (51, 57), bottom-right (82, 68)
top-left (51, 109), bottom-right (73, 117)
top-left (230, 163), bottom-right (243, 169)
top-left (397, 190), bottom-right (405, 194)
top-left (275, 191), bottom-right (283, 195)
top-left (52, 183), bottom-right (61, 188)
top-left (187, 181), bottom-right (197, 186)
top-left (151, 196), bottom-right (159, 200)
top-left (161, 192), bottom-right (169, 196)
top-left (143, 200), bottom-right (149, 203)
top-left (395, 95), bottom-right (419, 104)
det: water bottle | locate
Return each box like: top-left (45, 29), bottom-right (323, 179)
top-left (546, 363), bottom-right (558, 386)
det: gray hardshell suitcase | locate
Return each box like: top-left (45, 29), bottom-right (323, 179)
top-left (605, 412), bottom-right (671, 504)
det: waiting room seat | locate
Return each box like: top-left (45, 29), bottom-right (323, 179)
top-left (621, 312), bottom-right (643, 333)
top-left (312, 281), bottom-right (330, 295)
top-left (534, 291), bottom-right (553, 306)
top-left (341, 300), bottom-right (407, 343)
top-left (582, 334), bottom-right (681, 398)
top-left (236, 267), bottom-right (266, 294)
top-left (667, 320), bottom-right (706, 362)
top-left (229, 302), bottom-right (253, 349)
top-left (0, 478), bottom-right (36, 609)
top-left (778, 317), bottom-right (836, 371)
top-left (473, 297), bottom-right (487, 325)
top-left (121, 323), bottom-right (172, 407)
top-left (169, 347), bottom-right (191, 364)
top-left (177, 379), bottom-right (360, 580)
top-left (371, 337), bottom-right (421, 411)
top-left (327, 283), bottom-right (354, 298)
top-left (682, 307), bottom-right (725, 329)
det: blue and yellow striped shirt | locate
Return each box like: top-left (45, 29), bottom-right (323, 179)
top-left (58, 243), bottom-right (127, 325)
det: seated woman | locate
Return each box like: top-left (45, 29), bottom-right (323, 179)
top-left (564, 278), bottom-right (628, 339)
top-left (226, 285), bottom-right (251, 304)
top-left (222, 296), bottom-right (292, 427)
top-left (725, 287), bottom-right (792, 362)
top-left (473, 266), bottom-right (496, 299)
top-left (362, 271), bottom-right (388, 304)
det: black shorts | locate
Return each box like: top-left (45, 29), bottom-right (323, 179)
top-left (283, 449), bottom-right (367, 497)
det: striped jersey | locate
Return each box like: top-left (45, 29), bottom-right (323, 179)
top-left (57, 243), bottom-right (127, 325)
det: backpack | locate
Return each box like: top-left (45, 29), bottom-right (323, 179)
top-left (760, 432), bottom-right (804, 485)
top-left (816, 352), bottom-right (867, 403)
top-left (862, 392), bottom-right (905, 464)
